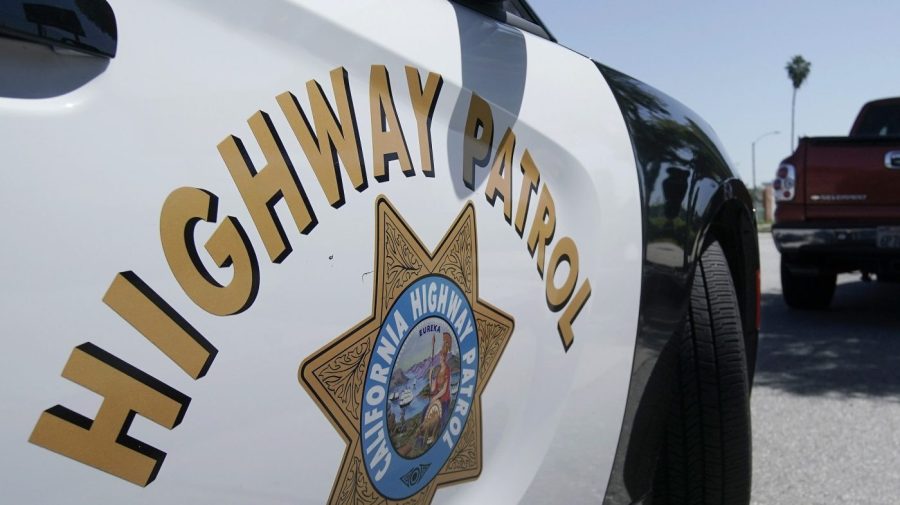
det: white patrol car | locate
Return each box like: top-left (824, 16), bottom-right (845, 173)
top-left (0, 1), bottom-right (759, 504)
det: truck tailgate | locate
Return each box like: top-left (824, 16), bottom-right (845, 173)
top-left (803, 137), bottom-right (900, 221)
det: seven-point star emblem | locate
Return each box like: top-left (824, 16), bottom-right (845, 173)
top-left (300, 196), bottom-right (514, 504)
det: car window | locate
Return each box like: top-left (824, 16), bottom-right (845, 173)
top-left (453, 0), bottom-right (554, 41)
top-left (503, 0), bottom-right (527, 19)
top-left (853, 103), bottom-right (900, 137)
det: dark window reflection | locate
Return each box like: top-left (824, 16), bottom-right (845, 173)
top-left (0, 0), bottom-right (116, 57)
top-left (24, 3), bottom-right (85, 42)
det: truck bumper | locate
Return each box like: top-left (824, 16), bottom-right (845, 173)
top-left (772, 226), bottom-right (878, 252)
top-left (773, 224), bottom-right (900, 278)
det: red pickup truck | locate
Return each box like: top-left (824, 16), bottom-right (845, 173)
top-left (773, 97), bottom-right (900, 308)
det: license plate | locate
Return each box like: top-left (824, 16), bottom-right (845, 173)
top-left (877, 227), bottom-right (900, 249)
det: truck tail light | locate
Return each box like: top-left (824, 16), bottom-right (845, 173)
top-left (774, 163), bottom-right (796, 201)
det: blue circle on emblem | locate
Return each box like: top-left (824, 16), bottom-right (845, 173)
top-left (360, 275), bottom-right (479, 500)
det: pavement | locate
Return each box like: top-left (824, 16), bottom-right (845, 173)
top-left (751, 234), bottom-right (900, 505)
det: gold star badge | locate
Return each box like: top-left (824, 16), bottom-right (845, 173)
top-left (300, 196), bottom-right (514, 504)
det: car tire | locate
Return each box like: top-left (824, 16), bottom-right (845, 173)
top-left (780, 258), bottom-right (836, 309)
top-left (655, 240), bottom-right (752, 505)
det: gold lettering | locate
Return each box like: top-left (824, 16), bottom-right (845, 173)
top-left (104, 271), bottom-right (217, 379)
top-left (219, 111), bottom-right (317, 263)
top-left (462, 93), bottom-right (494, 190)
top-left (30, 343), bottom-right (190, 486)
top-left (160, 187), bottom-right (260, 316)
top-left (526, 185), bottom-right (556, 278)
top-left (515, 149), bottom-right (541, 237)
top-left (557, 280), bottom-right (592, 351)
top-left (370, 64), bottom-right (413, 181)
top-left (545, 237), bottom-right (579, 311)
top-left (405, 66), bottom-right (443, 177)
top-left (484, 127), bottom-right (516, 223)
top-left (276, 67), bottom-right (367, 208)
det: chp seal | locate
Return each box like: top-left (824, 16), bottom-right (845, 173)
top-left (364, 275), bottom-right (476, 498)
top-left (300, 196), bottom-right (514, 504)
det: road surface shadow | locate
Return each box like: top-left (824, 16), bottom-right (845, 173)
top-left (755, 280), bottom-right (900, 400)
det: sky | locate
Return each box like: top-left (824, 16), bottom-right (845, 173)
top-left (527, 0), bottom-right (900, 188)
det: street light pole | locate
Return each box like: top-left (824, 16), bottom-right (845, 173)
top-left (751, 130), bottom-right (780, 190)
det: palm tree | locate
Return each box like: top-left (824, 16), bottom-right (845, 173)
top-left (786, 55), bottom-right (811, 151)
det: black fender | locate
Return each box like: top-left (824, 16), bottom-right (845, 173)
top-left (595, 63), bottom-right (760, 504)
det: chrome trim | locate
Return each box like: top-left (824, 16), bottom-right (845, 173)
top-left (809, 194), bottom-right (868, 202)
top-left (886, 150), bottom-right (900, 170)
top-left (772, 227), bottom-right (878, 251)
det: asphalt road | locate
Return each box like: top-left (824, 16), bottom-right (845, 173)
top-left (751, 234), bottom-right (900, 505)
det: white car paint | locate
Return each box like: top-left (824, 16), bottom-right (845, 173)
top-left (0, 0), bottom-right (642, 503)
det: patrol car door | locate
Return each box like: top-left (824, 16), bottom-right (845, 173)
top-left (1, 0), bottom-right (643, 503)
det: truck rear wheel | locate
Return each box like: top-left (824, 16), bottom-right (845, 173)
top-left (780, 258), bottom-right (836, 309)
top-left (655, 241), bottom-right (752, 505)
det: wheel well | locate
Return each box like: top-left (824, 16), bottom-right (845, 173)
top-left (705, 199), bottom-right (760, 384)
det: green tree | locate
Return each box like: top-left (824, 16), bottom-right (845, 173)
top-left (786, 55), bottom-right (811, 151)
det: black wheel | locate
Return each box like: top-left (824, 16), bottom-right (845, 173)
top-left (656, 240), bottom-right (752, 505)
top-left (780, 257), bottom-right (836, 309)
